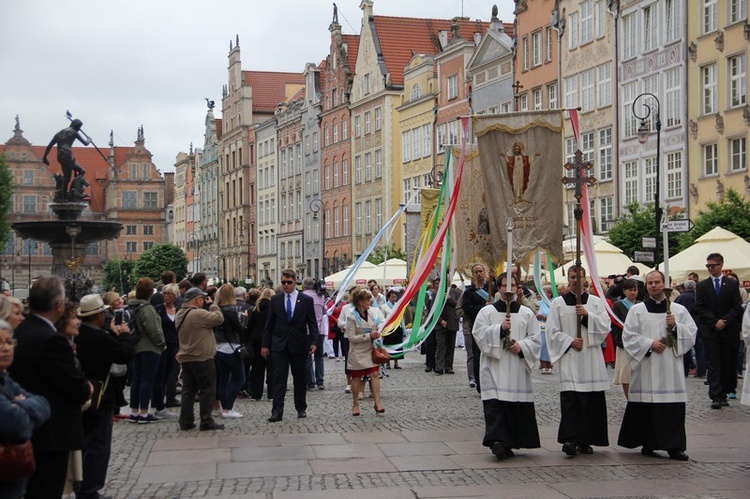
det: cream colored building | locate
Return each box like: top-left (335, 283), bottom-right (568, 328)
top-left (560, 0), bottom-right (618, 236)
top-left (687, 0), bottom-right (749, 210)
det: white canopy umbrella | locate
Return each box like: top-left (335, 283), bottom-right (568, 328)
top-left (368, 258), bottom-right (408, 286)
top-left (323, 261), bottom-right (378, 289)
top-left (553, 240), bottom-right (651, 282)
top-left (661, 227), bottom-right (750, 284)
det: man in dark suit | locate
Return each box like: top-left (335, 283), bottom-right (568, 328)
top-left (261, 269), bottom-right (318, 422)
top-left (75, 293), bottom-right (135, 499)
top-left (8, 276), bottom-right (92, 499)
top-left (694, 253), bottom-right (744, 409)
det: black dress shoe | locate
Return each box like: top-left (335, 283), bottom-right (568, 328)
top-left (179, 423), bottom-right (196, 431)
top-left (668, 450), bottom-right (689, 461)
top-left (490, 442), bottom-right (507, 460)
top-left (424, 367), bottom-right (433, 372)
top-left (562, 442), bottom-right (577, 456)
top-left (297, 411), bottom-right (307, 418)
top-left (711, 399), bottom-right (722, 409)
top-left (267, 414), bottom-right (283, 422)
top-left (165, 400), bottom-right (181, 408)
top-left (577, 444), bottom-right (593, 455)
top-left (720, 399), bottom-right (729, 406)
top-left (640, 448), bottom-right (656, 457)
top-left (434, 369), bottom-right (444, 375)
top-left (199, 422), bottom-right (225, 431)
top-left (445, 370), bottom-right (455, 374)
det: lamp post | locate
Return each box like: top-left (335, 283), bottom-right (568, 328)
top-left (309, 198), bottom-right (324, 278)
top-left (632, 92), bottom-right (662, 269)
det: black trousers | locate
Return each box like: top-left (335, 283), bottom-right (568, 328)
top-left (77, 409), bottom-right (114, 499)
top-left (706, 331), bottom-right (740, 400)
top-left (424, 331), bottom-right (436, 369)
top-left (270, 349), bottom-right (308, 416)
top-left (435, 328), bottom-right (457, 372)
top-left (179, 360), bottom-right (216, 427)
top-left (25, 449), bottom-right (69, 499)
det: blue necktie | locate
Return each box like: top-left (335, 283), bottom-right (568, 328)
top-left (286, 294), bottom-right (292, 322)
top-left (714, 278), bottom-right (721, 297)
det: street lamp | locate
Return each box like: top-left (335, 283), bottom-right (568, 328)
top-left (309, 198), bottom-right (324, 278)
top-left (632, 92), bottom-right (662, 269)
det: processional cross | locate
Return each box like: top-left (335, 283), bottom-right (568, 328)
top-left (562, 149), bottom-right (596, 338)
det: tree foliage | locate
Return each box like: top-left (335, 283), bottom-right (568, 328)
top-left (0, 155), bottom-right (14, 251)
top-left (675, 189), bottom-right (750, 251)
top-left (102, 259), bottom-right (135, 295)
top-left (366, 243), bottom-right (406, 265)
top-left (130, 244), bottom-right (188, 287)
top-left (607, 203), bottom-right (680, 261)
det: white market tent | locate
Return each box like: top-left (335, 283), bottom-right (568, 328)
top-left (552, 240), bottom-right (651, 282)
top-left (323, 261), bottom-right (378, 288)
top-left (661, 227), bottom-right (750, 284)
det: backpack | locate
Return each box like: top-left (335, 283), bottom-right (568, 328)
top-left (127, 303), bottom-right (149, 345)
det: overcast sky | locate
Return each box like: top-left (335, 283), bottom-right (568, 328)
top-left (1, 0), bottom-right (515, 172)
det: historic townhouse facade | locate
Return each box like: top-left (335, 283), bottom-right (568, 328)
top-left (434, 21), bottom-right (486, 193)
top-left (198, 105), bottom-right (221, 280)
top-left (320, 14), bottom-right (358, 274)
top-left (397, 54), bottom-right (437, 258)
top-left (513, 0), bottom-right (558, 112)
top-left (255, 117), bottom-right (278, 287)
top-left (559, 0), bottom-right (617, 236)
top-left (219, 37), bottom-right (304, 282)
top-left (687, 0), bottom-right (749, 210)
top-left (467, 12), bottom-right (515, 116)
top-left (173, 148), bottom-right (199, 273)
top-left (276, 90), bottom-right (305, 275)
top-left (617, 0), bottom-right (689, 228)
top-left (301, 63), bottom-right (324, 278)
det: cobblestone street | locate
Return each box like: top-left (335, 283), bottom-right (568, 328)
top-left (99, 350), bottom-right (750, 498)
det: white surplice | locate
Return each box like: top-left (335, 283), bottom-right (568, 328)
top-left (472, 303), bottom-right (542, 402)
top-left (742, 306), bottom-right (750, 406)
top-left (545, 293), bottom-right (611, 392)
top-left (622, 300), bottom-right (697, 403)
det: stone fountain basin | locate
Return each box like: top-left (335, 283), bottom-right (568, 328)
top-left (12, 221), bottom-right (122, 245)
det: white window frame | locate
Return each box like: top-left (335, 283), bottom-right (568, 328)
top-left (402, 131), bottom-right (412, 163)
top-left (665, 68), bottom-right (682, 127)
top-left (666, 0), bottom-right (681, 42)
top-left (422, 124), bottom-right (432, 156)
top-left (580, 69), bottom-right (594, 112)
top-left (580, 1), bottom-right (594, 45)
top-left (412, 127), bottom-right (422, 159)
top-left (375, 149), bottom-right (382, 178)
top-left (643, 4), bottom-right (657, 52)
top-left (564, 75), bottom-right (578, 109)
top-left (729, 0), bottom-right (746, 24)
top-left (374, 107), bottom-right (382, 130)
top-left (730, 136), bottom-right (747, 172)
top-left (447, 74), bottom-right (458, 100)
top-left (666, 151), bottom-right (683, 199)
top-left (703, 0), bottom-right (718, 34)
top-left (624, 161), bottom-right (639, 205)
top-left (729, 54), bottom-right (746, 108)
top-left (596, 63), bottom-right (611, 108)
top-left (532, 30), bottom-right (542, 67)
top-left (703, 142), bottom-right (718, 176)
top-left (598, 127), bottom-right (612, 181)
top-left (568, 12), bottom-right (579, 49)
top-left (533, 88), bottom-right (543, 110)
top-left (702, 63), bottom-right (718, 115)
top-left (548, 83), bottom-right (558, 109)
top-left (622, 13), bottom-right (637, 60)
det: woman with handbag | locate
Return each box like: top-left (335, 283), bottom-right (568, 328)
top-left (345, 288), bottom-right (385, 416)
top-left (0, 319), bottom-right (51, 499)
top-left (215, 284), bottom-right (246, 419)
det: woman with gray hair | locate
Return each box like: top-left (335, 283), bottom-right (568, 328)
top-left (0, 319), bottom-right (51, 498)
top-left (0, 295), bottom-right (25, 330)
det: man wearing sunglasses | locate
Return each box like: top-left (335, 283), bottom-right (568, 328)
top-left (694, 253), bottom-right (743, 410)
top-left (261, 269), bottom-right (319, 422)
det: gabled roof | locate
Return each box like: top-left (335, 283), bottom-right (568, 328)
top-left (371, 16), bottom-right (502, 86)
top-left (341, 34), bottom-right (360, 71)
top-left (242, 71), bottom-right (305, 113)
top-left (0, 144), bottom-right (111, 213)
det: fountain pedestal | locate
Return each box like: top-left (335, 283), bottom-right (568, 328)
top-left (12, 211), bottom-right (122, 301)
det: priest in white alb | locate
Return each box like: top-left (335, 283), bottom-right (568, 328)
top-left (545, 265), bottom-right (611, 456)
top-left (618, 270), bottom-right (698, 460)
top-left (472, 274), bottom-right (542, 460)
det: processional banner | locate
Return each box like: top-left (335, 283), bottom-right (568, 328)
top-left (473, 111), bottom-right (564, 270)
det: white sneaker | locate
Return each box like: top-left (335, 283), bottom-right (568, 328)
top-left (155, 409), bottom-right (178, 419)
top-left (344, 385), bottom-right (352, 394)
top-left (222, 410), bottom-right (244, 419)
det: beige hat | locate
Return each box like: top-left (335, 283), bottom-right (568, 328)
top-left (78, 294), bottom-right (110, 317)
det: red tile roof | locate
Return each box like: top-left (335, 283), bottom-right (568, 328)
top-left (0, 145), bottom-right (111, 214)
top-left (341, 34), bottom-right (360, 71)
top-left (372, 16), bottom-right (503, 86)
top-left (242, 71), bottom-right (305, 113)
